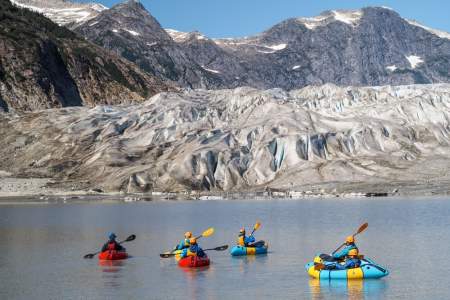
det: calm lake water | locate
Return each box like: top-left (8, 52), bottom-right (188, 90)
top-left (0, 197), bottom-right (449, 299)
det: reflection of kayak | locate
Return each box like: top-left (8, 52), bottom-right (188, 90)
top-left (98, 250), bottom-right (128, 260)
top-left (305, 254), bottom-right (388, 279)
top-left (230, 241), bottom-right (268, 256)
top-left (178, 255), bottom-right (210, 268)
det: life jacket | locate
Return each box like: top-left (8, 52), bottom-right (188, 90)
top-left (237, 235), bottom-right (245, 246)
top-left (107, 241), bottom-right (118, 251)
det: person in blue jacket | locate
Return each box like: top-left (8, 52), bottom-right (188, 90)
top-left (325, 249), bottom-right (361, 270)
top-left (237, 228), bottom-right (256, 247)
top-left (173, 231), bottom-right (192, 251)
top-left (333, 235), bottom-right (358, 260)
top-left (180, 238), bottom-right (206, 258)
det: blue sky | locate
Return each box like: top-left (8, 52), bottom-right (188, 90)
top-left (88, 0), bottom-right (450, 38)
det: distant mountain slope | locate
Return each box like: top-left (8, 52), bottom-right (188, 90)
top-left (74, 0), bottom-right (223, 89)
top-left (0, 0), bottom-right (172, 112)
top-left (177, 7), bottom-right (450, 89)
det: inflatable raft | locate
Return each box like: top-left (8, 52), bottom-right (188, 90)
top-left (98, 250), bottom-right (128, 260)
top-left (178, 255), bottom-right (210, 268)
top-left (230, 241), bottom-right (268, 256)
top-left (305, 254), bottom-right (389, 280)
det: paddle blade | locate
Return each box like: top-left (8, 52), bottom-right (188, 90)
top-left (124, 234), bottom-right (136, 242)
top-left (253, 221), bottom-right (261, 232)
top-left (201, 227), bottom-right (214, 238)
top-left (214, 245), bottom-right (228, 251)
top-left (160, 252), bottom-right (176, 258)
top-left (355, 223), bottom-right (368, 236)
top-left (83, 253), bottom-right (95, 259)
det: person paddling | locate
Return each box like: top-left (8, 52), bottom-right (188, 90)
top-left (174, 231), bottom-right (193, 251)
top-left (237, 227), bottom-right (256, 247)
top-left (333, 235), bottom-right (358, 260)
top-left (101, 233), bottom-right (125, 252)
top-left (180, 238), bottom-right (206, 258)
top-left (326, 249), bottom-right (361, 270)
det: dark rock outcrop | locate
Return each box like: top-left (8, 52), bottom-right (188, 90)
top-left (0, 0), bottom-right (173, 112)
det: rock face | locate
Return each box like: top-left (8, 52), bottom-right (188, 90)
top-left (2, 83), bottom-right (450, 194)
top-left (0, 0), bottom-right (173, 112)
top-left (74, 0), bottom-right (223, 89)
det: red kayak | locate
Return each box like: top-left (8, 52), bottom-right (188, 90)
top-left (98, 250), bottom-right (128, 260)
top-left (178, 255), bottom-right (210, 268)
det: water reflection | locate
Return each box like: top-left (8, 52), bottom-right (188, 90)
top-left (309, 279), bottom-right (387, 300)
top-left (232, 254), bottom-right (269, 274)
top-left (180, 265), bottom-right (212, 299)
top-left (98, 260), bottom-right (125, 289)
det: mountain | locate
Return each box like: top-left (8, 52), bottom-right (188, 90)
top-left (0, 0), bottom-right (172, 112)
top-left (13, 2), bottom-right (450, 90)
top-left (175, 7), bottom-right (450, 89)
top-left (2, 83), bottom-right (450, 194)
top-left (73, 0), bottom-right (223, 88)
top-left (10, 0), bottom-right (106, 28)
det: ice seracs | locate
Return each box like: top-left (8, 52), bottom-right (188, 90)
top-left (406, 55), bottom-right (424, 69)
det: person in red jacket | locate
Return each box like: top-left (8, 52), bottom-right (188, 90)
top-left (101, 233), bottom-right (124, 252)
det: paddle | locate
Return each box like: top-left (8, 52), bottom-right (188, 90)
top-left (160, 245), bottom-right (228, 258)
top-left (196, 227), bottom-right (214, 239)
top-left (249, 221), bottom-right (261, 236)
top-left (167, 228), bottom-right (215, 254)
top-left (331, 223), bottom-right (368, 255)
top-left (83, 234), bottom-right (136, 259)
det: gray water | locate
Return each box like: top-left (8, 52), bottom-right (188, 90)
top-left (0, 197), bottom-right (449, 300)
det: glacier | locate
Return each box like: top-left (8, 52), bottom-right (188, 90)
top-left (2, 84), bottom-right (450, 196)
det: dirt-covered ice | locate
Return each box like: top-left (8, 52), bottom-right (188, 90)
top-left (2, 83), bottom-right (450, 196)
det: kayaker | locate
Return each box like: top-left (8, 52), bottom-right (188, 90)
top-left (174, 231), bottom-right (193, 251)
top-left (180, 238), bottom-right (206, 258)
top-left (237, 228), bottom-right (256, 247)
top-left (101, 233), bottom-right (125, 252)
top-left (325, 249), bottom-right (361, 270)
top-left (333, 235), bottom-right (358, 260)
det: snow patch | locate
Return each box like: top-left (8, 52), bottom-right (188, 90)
top-left (406, 55), bottom-right (424, 69)
top-left (147, 42), bottom-right (158, 47)
top-left (386, 65), bottom-right (397, 72)
top-left (332, 10), bottom-right (363, 25)
top-left (298, 9), bottom-right (362, 30)
top-left (124, 29), bottom-right (140, 36)
top-left (266, 43), bottom-right (287, 51)
top-left (201, 66), bottom-right (220, 74)
top-left (406, 19), bottom-right (450, 40)
top-left (112, 29), bottom-right (118, 33)
top-left (292, 65), bottom-right (301, 70)
top-left (10, 0), bottom-right (107, 26)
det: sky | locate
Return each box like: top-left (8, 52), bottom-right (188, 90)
top-left (86, 0), bottom-right (450, 38)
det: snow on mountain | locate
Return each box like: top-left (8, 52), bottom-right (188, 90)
top-left (406, 19), bottom-right (450, 40)
top-left (297, 9), bottom-right (363, 30)
top-left (10, 0), bottom-right (107, 27)
top-left (406, 55), bottom-right (424, 69)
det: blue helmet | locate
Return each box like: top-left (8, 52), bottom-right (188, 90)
top-left (108, 232), bottom-right (117, 240)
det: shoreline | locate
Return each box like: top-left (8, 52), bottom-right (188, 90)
top-left (1, 176), bottom-right (449, 204)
